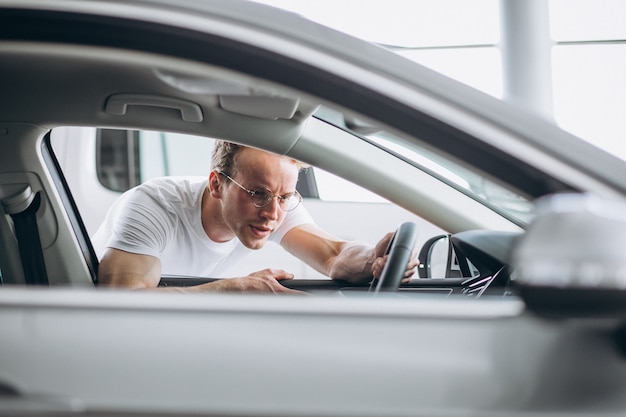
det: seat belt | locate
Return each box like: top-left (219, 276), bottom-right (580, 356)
top-left (2, 186), bottom-right (49, 285)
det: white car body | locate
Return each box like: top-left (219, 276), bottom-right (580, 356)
top-left (1, 1), bottom-right (626, 416)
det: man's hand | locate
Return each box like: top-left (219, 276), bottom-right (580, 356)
top-left (371, 232), bottom-right (420, 284)
top-left (204, 269), bottom-right (304, 294)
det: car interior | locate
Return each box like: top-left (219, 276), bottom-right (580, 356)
top-left (0, 6), bottom-right (605, 300)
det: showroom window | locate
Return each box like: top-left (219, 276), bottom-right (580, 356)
top-left (94, 129), bottom-right (380, 203)
top-left (96, 129), bottom-right (140, 192)
top-left (254, 0), bottom-right (626, 161)
top-left (550, 0), bottom-right (626, 160)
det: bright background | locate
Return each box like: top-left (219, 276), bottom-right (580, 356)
top-left (253, 0), bottom-right (626, 161)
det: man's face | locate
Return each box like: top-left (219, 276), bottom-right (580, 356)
top-left (220, 147), bottom-right (300, 250)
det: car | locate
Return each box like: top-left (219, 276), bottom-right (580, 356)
top-left (2, 0), bottom-right (626, 416)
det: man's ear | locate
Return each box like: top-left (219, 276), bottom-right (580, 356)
top-left (208, 171), bottom-right (223, 198)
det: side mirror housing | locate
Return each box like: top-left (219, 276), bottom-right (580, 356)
top-left (512, 193), bottom-right (626, 317)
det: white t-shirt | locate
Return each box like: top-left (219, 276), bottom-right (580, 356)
top-left (91, 177), bottom-right (315, 277)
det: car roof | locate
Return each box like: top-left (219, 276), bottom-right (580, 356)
top-left (1, 0), bottom-right (626, 200)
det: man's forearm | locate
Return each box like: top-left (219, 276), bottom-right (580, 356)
top-left (327, 242), bottom-right (376, 284)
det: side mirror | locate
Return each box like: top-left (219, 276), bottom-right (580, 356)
top-left (418, 234), bottom-right (459, 278)
top-left (512, 193), bottom-right (626, 316)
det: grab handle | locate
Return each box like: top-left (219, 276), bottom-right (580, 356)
top-left (105, 94), bottom-right (203, 122)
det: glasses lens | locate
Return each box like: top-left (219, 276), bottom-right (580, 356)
top-left (251, 190), bottom-right (272, 207)
top-left (250, 190), bottom-right (301, 211)
top-left (282, 193), bottom-right (301, 211)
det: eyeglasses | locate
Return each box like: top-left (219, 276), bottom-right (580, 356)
top-left (219, 172), bottom-right (302, 212)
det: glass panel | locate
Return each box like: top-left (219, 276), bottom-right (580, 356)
top-left (552, 44), bottom-right (626, 161)
top-left (138, 131), bottom-right (214, 180)
top-left (550, 0), bottom-right (626, 41)
top-left (252, 0), bottom-right (499, 47)
top-left (313, 106), bottom-right (534, 223)
top-left (314, 168), bottom-right (388, 203)
top-left (95, 129), bottom-right (139, 192)
top-left (366, 132), bottom-right (534, 223)
top-left (398, 47), bottom-right (502, 98)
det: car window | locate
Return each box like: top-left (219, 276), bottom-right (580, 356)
top-left (94, 129), bottom-right (387, 203)
top-left (312, 107), bottom-right (535, 225)
top-left (314, 168), bottom-right (387, 203)
top-left (96, 129), bottom-right (214, 192)
top-left (96, 129), bottom-right (140, 192)
top-left (51, 127), bottom-right (439, 279)
top-left (367, 132), bottom-right (535, 223)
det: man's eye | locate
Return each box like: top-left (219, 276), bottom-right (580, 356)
top-left (253, 190), bottom-right (270, 200)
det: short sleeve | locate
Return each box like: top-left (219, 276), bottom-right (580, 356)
top-left (105, 188), bottom-right (176, 258)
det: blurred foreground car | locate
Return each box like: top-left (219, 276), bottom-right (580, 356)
top-left (2, 0), bottom-right (626, 416)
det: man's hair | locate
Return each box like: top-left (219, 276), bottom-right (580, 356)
top-left (210, 140), bottom-right (244, 175)
top-left (210, 140), bottom-right (307, 175)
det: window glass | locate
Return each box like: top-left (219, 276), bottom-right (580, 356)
top-left (255, 0), bottom-right (625, 165)
top-left (94, 129), bottom-right (377, 203)
top-left (96, 129), bottom-right (139, 192)
top-left (253, 0), bottom-right (503, 98)
top-left (138, 131), bottom-right (214, 180)
top-left (550, 0), bottom-right (626, 41)
top-left (552, 44), bottom-right (626, 160)
top-left (95, 130), bottom-right (214, 192)
top-left (53, 126), bottom-right (426, 252)
top-left (313, 106), bottom-right (534, 224)
top-left (253, 0), bottom-right (499, 47)
top-left (399, 47), bottom-right (502, 98)
top-left (313, 168), bottom-right (387, 203)
top-left (365, 132), bottom-right (534, 223)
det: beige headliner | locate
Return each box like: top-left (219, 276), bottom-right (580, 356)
top-left (0, 42), bottom-right (521, 235)
top-left (0, 43), bottom-right (318, 152)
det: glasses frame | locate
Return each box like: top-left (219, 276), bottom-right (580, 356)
top-left (219, 171), bottom-right (302, 212)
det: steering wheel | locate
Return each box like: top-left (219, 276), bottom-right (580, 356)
top-left (369, 222), bottom-right (418, 293)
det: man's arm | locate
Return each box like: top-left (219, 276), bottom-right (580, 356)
top-left (281, 224), bottom-right (419, 284)
top-left (98, 248), bottom-right (162, 288)
top-left (280, 224), bottom-right (378, 284)
top-left (98, 248), bottom-right (302, 293)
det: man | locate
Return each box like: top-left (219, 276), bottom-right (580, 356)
top-left (93, 140), bottom-right (419, 293)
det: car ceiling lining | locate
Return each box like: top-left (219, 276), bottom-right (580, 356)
top-left (0, 7), bottom-right (579, 199)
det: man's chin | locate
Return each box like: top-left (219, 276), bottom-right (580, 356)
top-left (242, 237), bottom-right (269, 250)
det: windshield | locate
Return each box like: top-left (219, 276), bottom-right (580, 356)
top-left (314, 107), bottom-right (535, 225)
top-left (367, 132), bottom-right (534, 224)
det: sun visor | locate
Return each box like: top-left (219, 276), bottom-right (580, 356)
top-left (219, 95), bottom-right (299, 120)
top-left (154, 68), bottom-right (301, 120)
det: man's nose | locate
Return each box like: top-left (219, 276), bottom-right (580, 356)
top-left (260, 197), bottom-right (281, 220)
